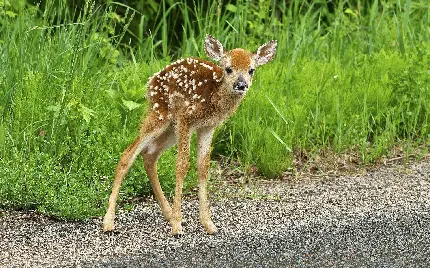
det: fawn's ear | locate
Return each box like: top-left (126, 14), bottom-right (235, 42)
top-left (204, 34), bottom-right (224, 61)
top-left (254, 40), bottom-right (277, 67)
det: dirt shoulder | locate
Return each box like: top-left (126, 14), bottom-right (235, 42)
top-left (1, 159), bottom-right (430, 267)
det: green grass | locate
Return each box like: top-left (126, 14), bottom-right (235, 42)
top-left (218, 49), bottom-right (430, 177)
top-left (0, 0), bottom-right (429, 219)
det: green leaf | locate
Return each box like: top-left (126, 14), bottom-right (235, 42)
top-left (344, 8), bottom-right (357, 18)
top-left (226, 4), bottom-right (237, 13)
top-left (6, 10), bottom-right (17, 18)
top-left (122, 99), bottom-right (142, 111)
top-left (106, 89), bottom-right (118, 100)
top-left (46, 105), bottom-right (61, 118)
top-left (78, 105), bottom-right (95, 123)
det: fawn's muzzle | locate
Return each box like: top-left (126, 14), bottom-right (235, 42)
top-left (233, 77), bottom-right (248, 93)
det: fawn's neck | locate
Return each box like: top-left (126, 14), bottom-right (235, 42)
top-left (208, 82), bottom-right (245, 123)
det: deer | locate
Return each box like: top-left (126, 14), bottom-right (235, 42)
top-left (103, 34), bottom-right (277, 236)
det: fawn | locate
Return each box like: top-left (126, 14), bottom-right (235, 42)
top-left (103, 34), bottom-right (277, 236)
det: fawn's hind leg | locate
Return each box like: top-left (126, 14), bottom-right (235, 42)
top-left (103, 113), bottom-right (170, 232)
top-left (141, 124), bottom-right (176, 221)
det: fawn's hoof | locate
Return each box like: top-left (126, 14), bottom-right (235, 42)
top-left (103, 223), bottom-right (114, 232)
top-left (203, 221), bottom-right (218, 235)
top-left (173, 232), bottom-right (184, 238)
top-left (171, 222), bottom-right (183, 237)
top-left (103, 215), bottom-right (115, 232)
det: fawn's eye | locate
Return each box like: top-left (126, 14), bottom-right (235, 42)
top-left (249, 68), bottom-right (255, 75)
top-left (225, 67), bottom-right (233, 74)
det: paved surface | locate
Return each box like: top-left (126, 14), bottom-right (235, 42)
top-left (1, 161), bottom-right (430, 267)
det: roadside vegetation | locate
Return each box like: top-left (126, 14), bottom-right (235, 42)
top-left (1, 0), bottom-right (429, 219)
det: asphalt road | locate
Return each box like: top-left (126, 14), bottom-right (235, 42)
top-left (1, 160), bottom-right (430, 267)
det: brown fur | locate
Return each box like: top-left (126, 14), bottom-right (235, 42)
top-left (226, 49), bottom-right (252, 70)
top-left (103, 35), bottom-right (277, 236)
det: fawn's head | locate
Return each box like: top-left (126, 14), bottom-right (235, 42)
top-left (204, 34), bottom-right (277, 96)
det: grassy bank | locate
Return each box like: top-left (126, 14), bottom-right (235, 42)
top-left (0, 0), bottom-right (429, 219)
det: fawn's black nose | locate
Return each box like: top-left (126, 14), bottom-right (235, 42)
top-left (235, 81), bottom-right (248, 91)
top-left (234, 76), bottom-right (248, 92)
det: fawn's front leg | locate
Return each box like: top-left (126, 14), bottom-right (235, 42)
top-left (170, 122), bottom-right (192, 236)
top-left (196, 127), bottom-right (218, 234)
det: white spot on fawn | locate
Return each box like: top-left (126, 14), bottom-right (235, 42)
top-left (200, 62), bottom-right (214, 70)
top-left (187, 104), bottom-right (196, 114)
